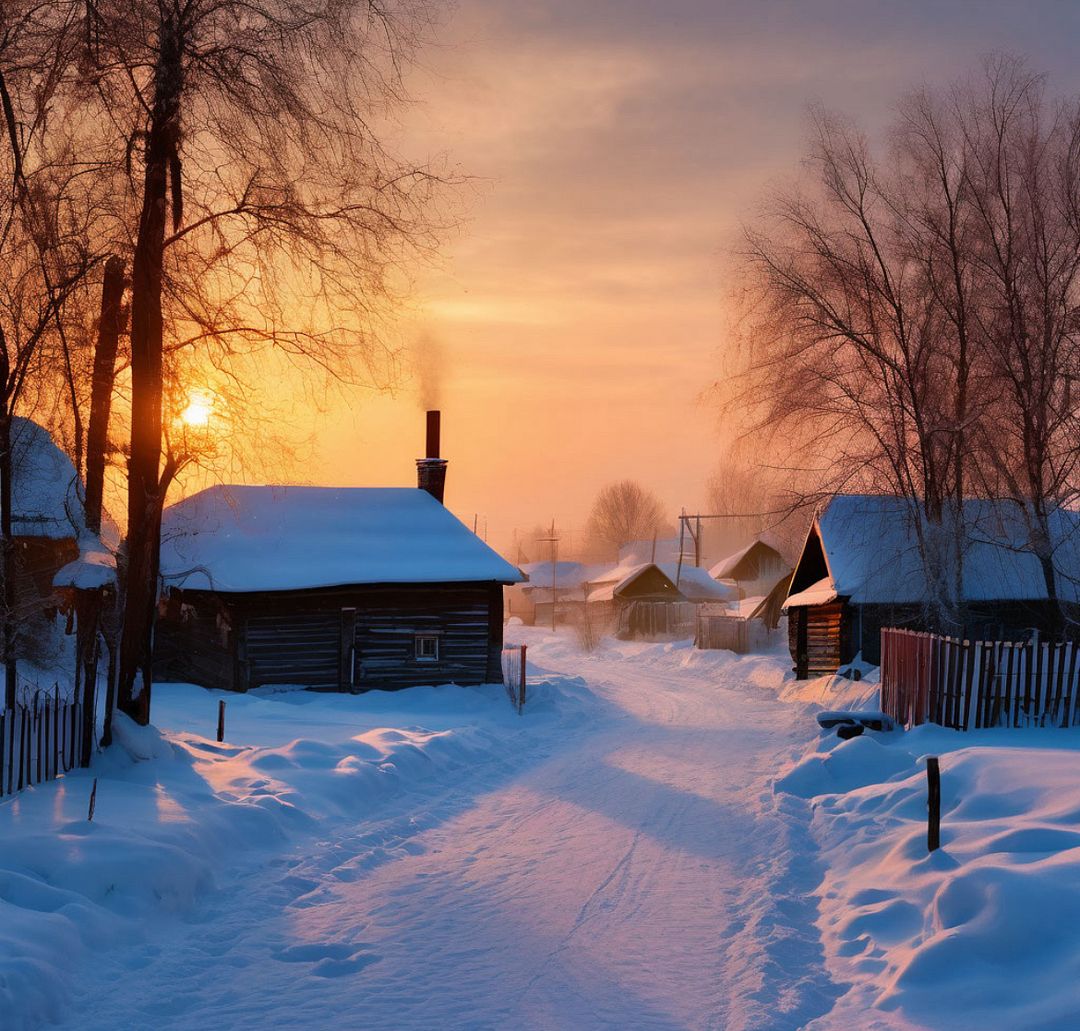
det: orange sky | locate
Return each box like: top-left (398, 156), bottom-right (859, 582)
top-left (276, 1), bottom-right (1080, 557)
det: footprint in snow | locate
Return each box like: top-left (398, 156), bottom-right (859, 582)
top-left (271, 942), bottom-right (381, 977)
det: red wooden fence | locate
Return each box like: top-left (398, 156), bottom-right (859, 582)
top-left (881, 627), bottom-right (1080, 730)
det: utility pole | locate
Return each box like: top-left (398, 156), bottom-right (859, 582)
top-left (538, 520), bottom-right (559, 632)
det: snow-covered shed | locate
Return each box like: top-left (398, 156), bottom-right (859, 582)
top-left (584, 561), bottom-right (735, 640)
top-left (154, 485), bottom-right (525, 692)
top-left (657, 564), bottom-right (740, 605)
top-left (709, 536), bottom-right (789, 599)
top-left (782, 494), bottom-right (1080, 674)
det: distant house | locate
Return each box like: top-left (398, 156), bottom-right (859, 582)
top-left (585, 561), bottom-right (738, 640)
top-left (509, 561), bottom-right (607, 627)
top-left (154, 484), bottom-right (525, 692)
top-left (782, 495), bottom-right (1080, 676)
top-left (709, 536), bottom-right (789, 599)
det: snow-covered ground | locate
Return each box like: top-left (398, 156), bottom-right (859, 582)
top-left (787, 721), bottom-right (1080, 1031)
top-left (5, 627), bottom-right (1080, 1030)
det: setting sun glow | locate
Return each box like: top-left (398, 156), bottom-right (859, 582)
top-left (180, 393), bottom-right (213, 427)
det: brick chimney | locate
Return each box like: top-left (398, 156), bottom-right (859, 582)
top-left (416, 409), bottom-right (448, 503)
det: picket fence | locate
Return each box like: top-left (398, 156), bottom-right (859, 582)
top-left (881, 627), bottom-right (1080, 730)
top-left (0, 688), bottom-right (86, 796)
top-left (500, 644), bottom-right (527, 714)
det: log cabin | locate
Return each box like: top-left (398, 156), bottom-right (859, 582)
top-left (782, 495), bottom-right (1080, 677)
top-left (6, 418), bottom-right (116, 663)
top-left (153, 414), bottom-right (525, 692)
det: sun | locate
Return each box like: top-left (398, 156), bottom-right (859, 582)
top-left (180, 392), bottom-right (213, 427)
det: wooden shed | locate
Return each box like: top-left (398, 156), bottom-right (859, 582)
top-left (154, 485), bottom-right (524, 692)
top-left (709, 537), bottom-right (789, 599)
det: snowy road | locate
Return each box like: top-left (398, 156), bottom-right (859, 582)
top-left (55, 638), bottom-right (841, 1030)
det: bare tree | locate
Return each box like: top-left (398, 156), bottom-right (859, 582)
top-left (50, 0), bottom-right (449, 725)
top-left (739, 55), bottom-right (1080, 634)
top-left (0, 6), bottom-right (99, 708)
top-left (586, 480), bottom-right (668, 557)
top-left (954, 58), bottom-right (1080, 628)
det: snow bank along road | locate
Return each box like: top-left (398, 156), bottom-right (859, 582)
top-left (33, 632), bottom-right (844, 1030)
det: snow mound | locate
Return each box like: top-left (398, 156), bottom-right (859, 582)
top-left (785, 723), bottom-right (1080, 1029)
top-left (0, 671), bottom-right (599, 1030)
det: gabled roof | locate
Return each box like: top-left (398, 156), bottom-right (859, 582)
top-left (657, 563), bottom-right (739, 603)
top-left (585, 562), bottom-right (682, 604)
top-left (709, 536), bottom-right (785, 580)
top-left (160, 485), bottom-right (524, 593)
top-left (784, 494), bottom-right (1080, 607)
top-left (520, 561), bottom-right (609, 591)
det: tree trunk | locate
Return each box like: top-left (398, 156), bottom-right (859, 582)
top-left (84, 255), bottom-right (126, 536)
top-left (116, 16), bottom-right (183, 726)
top-left (79, 255), bottom-right (126, 747)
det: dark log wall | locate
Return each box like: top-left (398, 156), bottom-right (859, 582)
top-left (245, 611), bottom-right (340, 689)
top-left (154, 594), bottom-right (235, 690)
top-left (787, 601), bottom-right (851, 674)
top-left (155, 581), bottom-right (505, 692)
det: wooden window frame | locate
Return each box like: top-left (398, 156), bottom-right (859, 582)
top-left (414, 633), bottom-right (440, 662)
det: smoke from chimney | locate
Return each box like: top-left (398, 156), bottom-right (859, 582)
top-left (417, 409), bottom-right (448, 503)
top-left (413, 332), bottom-right (444, 412)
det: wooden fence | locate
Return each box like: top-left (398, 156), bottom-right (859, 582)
top-left (501, 644), bottom-right (527, 714)
top-left (618, 601), bottom-right (696, 640)
top-left (696, 612), bottom-right (751, 654)
top-left (881, 627), bottom-right (1080, 730)
top-left (1, 688), bottom-right (86, 797)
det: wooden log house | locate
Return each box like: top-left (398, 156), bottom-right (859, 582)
top-left (154, 414), bottom-right (525, 693)
top-left (782, 495), bottom-right (1080, 678)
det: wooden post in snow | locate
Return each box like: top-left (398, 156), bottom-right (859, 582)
top-left (217, 699), bottom-right (226, 743)
top-left (926, 756), bottom-right (941, 852)
top-left (519, 644), bottom-right (527, 714)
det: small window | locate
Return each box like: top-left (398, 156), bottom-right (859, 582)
top-left (415, 634), bottom-right (439, 661)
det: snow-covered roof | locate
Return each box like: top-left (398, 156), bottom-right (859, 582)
top-left (657, 563), bottom-right (740, 603)
top-left (53, 543), bottom-right (117, 590)
top-left (520, 561), bottom-right (608, 591)
top-left (585, 562), bottom-right (663, 603)
top-left (9, 417), bottom-right (85, 539)
top-left (160, 485), bottom-right (524, 593)
top-left (709, 536), bottom-right (785, 580)
top-left (788, 494), bottom-right (1080, 606)
top-left (782, 577), bottom-right (838, 610)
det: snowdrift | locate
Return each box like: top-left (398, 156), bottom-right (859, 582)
top-left (0, 672), bottom-right (597, 1031)
top-left (784, 723), bottom-right (1080, 1030)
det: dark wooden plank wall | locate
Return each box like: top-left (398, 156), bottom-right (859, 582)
top-left (245, 611), bottom-right (341, 689)
top-left (154, 598), bottom-right (235, 690)
top-left (157, 582), bottom-right (505, 692)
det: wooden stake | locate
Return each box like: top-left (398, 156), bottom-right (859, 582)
top-left (926, 756), bottom-right (941, 852)
top-left (519, 644), bottom-right (527, 714)
top-left (216, 699), bottom-right (226, 743)
top-left (87, 777), bottom-right (97, 822)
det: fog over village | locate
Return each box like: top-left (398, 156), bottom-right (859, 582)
top-left (6, 3), bottom-right (1080, 1031)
